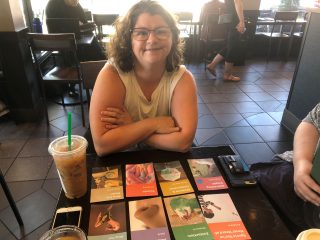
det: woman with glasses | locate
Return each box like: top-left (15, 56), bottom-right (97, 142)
top-left (90, 0), bottom-right (197, 156)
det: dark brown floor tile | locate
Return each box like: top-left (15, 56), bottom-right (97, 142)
top-left (237, 84), bottom-right (264, 93)
top-left (0, 180), bottom-right (43, 211)
top-left (207, 103), bottom-right (238, 114)
top-left (46, 162), bottom-right (59, 180)
top-left (256, 100), bottom-right (283, 112)
top-left (267, 141), bottom-right (293, 154)
top-left (0, 221), bottom-right (16, 240)
top-left (197, 115), bottom-right (220, 128)
top-left (18, 138), bottom-right (54, 157)
top-left (267, 111), bottom-right (284, 124)
top-left (267, 91), bottom-right (289, 101)
top-left (5, 156), bottom-right (52, 182)
top-left (253, 125), bottom-right (293, 142)
top-left (22, 220), bottom-right (51, 240)
top-left (30, 123), bottom-right (64, 138)
top-left (195, 128), bottom-right (224, 145)
top-left (0, 158), bottom-right (15, 175)
top-left (224, 126), bottom-right (264, 144)
top-left (245, 113), bottom-right (278, 126)
top-left (201, 131), bottom-right (231, 146)
top-left (246, 92), bottom-right (276, 101)
top-left (0, 189), bottom-right (56, 239)
top-left (259, 84), bottom-right (287, 92)
top-left (0, 139), bottom-right (26, 159)
top-left (232, 101), bottom-right (264, 113)
top-left (198, 104), bottom-right (211, 115)
top-left (50, 114), bottom-right (83, 132)
top-left (0, 122), bottom-right (36, 140)
top-left (214, 113), bottom-right (244, 127)
top-left (43, 179), bottom-right (61, 200)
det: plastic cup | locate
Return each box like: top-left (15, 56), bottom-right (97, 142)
top-left (296, 228), bottom-right (320, 240)
top-left (48, 135), bottom-right (88, 199)
top-left (40, 225), bottom-right (87, 240)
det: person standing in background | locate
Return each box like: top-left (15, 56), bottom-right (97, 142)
top-left (204, 0), bottom-right (246, 81)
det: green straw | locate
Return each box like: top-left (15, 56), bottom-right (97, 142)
top-left (68, 112), bottom-right (72, 151)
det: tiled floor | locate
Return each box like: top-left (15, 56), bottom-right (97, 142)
top-left (0, 58), bottom-right (295, 239)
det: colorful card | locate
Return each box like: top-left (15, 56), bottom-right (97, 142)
top-left (154, 161), bottom-right (193, 196)
top-left (163, 193), bottom-right (213, 240)
top-left (198, 193), bottom-right (251, 240)
top-left (88, 202), bottom-right (127, 240)
top-left (125, 163), bottom-right (158, 197)
top-left (129, 197), bottom-right (171, 240)
top-left (188, 158), bottom-right (228, 191)
top-left (90, 166), bottom-right (124, 203)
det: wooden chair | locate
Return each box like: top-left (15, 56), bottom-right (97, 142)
top-left (27, 33), bottom-right (86, 126)
top-left (200, 13), bottom-right (227, 69)
top-left (80, 60), bottom-right (107, 153)
top-left (0, 169), bottom-right (23, 225)
top-left (257, 11), bottom-right (299, 61)
top-left (80, 60), bottom-right (107, 110)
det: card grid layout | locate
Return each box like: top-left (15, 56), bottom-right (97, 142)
top-left (86, 158), bottom-right (251, 240)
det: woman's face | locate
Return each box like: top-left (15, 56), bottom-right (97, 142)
top-left (131, 13), bottom-right (172, 68)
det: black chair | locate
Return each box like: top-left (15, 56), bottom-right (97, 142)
top-left (80, 60), bottom-right (107, 110)
top-left (0, 169), bottom-right (23, 225)
top-left (257, 11), bottom-right (299, 61)
top-left (27, 33), bottom-right (86, 126)
top-left (200, 13), bottom-right (227, 69)
top-left (92, 14), bottom-right (118, 42)
top-left (80, 60), bottom-right (107, 153)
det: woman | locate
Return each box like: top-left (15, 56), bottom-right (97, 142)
top-left (90, 0), bottom-right (198, 156)
top-left (204, 0), bottom-right (246, 81)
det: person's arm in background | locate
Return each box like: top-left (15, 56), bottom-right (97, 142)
top-left (293, 104), bottom-right (320, 206)
top-left (143, 70), bottom-right (198, 152)
top-left (234, 0), bottom-right (246, 34)
top-left (89, 65), bottom-right (180, 156)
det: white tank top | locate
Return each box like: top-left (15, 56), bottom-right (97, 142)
top-left (108, 60), bottom-right (186, 122)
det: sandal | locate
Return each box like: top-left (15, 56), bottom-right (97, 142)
top-left (206, 66), bottom-right (216, 77)
top-left (223, 75), bottom-right (240, 82)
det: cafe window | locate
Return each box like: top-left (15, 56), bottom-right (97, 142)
top-left (260, 0), bottom-right (317, 10)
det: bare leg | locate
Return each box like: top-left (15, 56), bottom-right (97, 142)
top-left (206, 54), bottom-right (224, 76)
top-left (224, 61), bottom-right (240, 81)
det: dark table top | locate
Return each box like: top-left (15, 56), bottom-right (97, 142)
top-left (54, 146), bottom-right (294, 240)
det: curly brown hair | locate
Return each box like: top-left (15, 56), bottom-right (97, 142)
top-left (108, 0), bottom-right (184, 72)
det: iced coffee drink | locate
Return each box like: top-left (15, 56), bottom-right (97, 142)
top-left (48, 136), bottom-right (88, 199)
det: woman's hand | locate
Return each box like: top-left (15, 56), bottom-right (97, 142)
top-left (101, 107), bottom-right (133, 129)
top-left (236, 21), bottom-right (246, 34)
top-left (294, 160), bottom-right (320, 206)
top-left (154, 116), bottom-right (180, 134)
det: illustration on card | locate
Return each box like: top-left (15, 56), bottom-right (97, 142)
top-left (154, 161), bottom-right (193, 196)
top-left (199, 193), bottom-right (251, 240)
top-left (163, 193), bottom-right (213, 240)
top-left (88, 202), bottom-right (127, 240)
top-left (129, 197), bottom-right (171, 240)
top-left (90, 166), bottom-right (123, 203)
top-left (126, 163), bottom-right (158, 197)
top-left (188, 158), bottom-right (228, 191)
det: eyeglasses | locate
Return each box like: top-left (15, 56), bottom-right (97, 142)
top-left (131, 27), bottom-right (171, 41)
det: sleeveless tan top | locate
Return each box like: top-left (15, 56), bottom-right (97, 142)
top-left (108, 60), bottom-right (186, 122)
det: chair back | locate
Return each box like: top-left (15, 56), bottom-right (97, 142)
top-left (46, 18), bottom-right (81, 39)
top-left (93, 14), bottom-right (119, 40)
top-left (80, 60), bottom-right (107, 107)
top-left (200, 13), bottom-right (226, 42)
top-left (274, 11), bottom-right (298, 21)
top-left (27, 33), bottom-right (77, 52)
